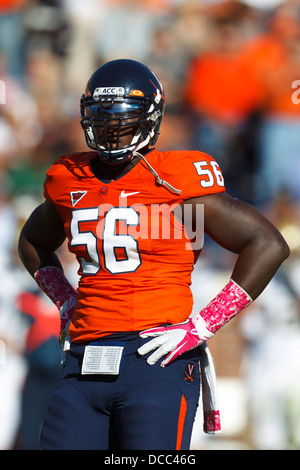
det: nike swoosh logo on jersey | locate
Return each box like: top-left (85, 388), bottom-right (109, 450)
top-left (120, 190), bottom-right (140, 198)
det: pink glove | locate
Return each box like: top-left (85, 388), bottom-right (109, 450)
top-left (138, 279), bottom-right (252, 367)
top-left (138, 318), bottom-right (213, 367)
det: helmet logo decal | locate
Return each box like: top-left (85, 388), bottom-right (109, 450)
top-left (93, 87), bottom-right (125, 99)
top-left (129, 89), bottom-right (144, 97)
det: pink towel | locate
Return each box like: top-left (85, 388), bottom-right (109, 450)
top-left (200, 343), bottom-right (221, 434)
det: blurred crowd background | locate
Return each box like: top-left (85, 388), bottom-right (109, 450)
top-left (0, 0), bottom-right (300, 451)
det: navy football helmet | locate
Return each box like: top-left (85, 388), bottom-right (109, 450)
top-left (80, 59), bottom-right (165, 164)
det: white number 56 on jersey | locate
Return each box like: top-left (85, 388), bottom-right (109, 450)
top-left (70, 207), bottom-right (141, 275)
top-left (194, 160), bottom-right (224, 187)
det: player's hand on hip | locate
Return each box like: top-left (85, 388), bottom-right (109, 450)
top-left (138, 279), bottom-right (253, 367)
top-left (138, 318), bottom-right (213, 367)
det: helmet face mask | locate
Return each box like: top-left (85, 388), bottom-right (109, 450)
top-left (80, 59), bottom-right (165, 164)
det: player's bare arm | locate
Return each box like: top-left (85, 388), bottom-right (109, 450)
top-left (139, 192), bottom-right (289, 367)
top-left (184, 191), bottom-right (290, 300)
top-left (18, 199), bottom-right (66, 276)
top-left (18, 200), bottom-right (76, 349)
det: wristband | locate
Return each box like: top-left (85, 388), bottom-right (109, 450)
top-left (34, 266), bottom-right (77, 310)
top-left (194, 279), bottom-right (252, 335)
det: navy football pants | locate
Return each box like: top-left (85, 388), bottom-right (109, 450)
top-left (39, 334), bottom-right (201, 450)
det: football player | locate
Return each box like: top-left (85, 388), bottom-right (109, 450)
top-left (18, 59), bottom-right (289, 450)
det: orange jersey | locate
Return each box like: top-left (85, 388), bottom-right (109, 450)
top-left (44, 148), bottom-right (225, 342)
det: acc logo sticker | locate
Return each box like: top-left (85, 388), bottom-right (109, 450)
top-left (93, 87), bottom-right (125, 99)
top-left (184, 363), bottom-right (195, 384)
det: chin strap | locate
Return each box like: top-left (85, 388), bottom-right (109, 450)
top-left (134, 151), bottom-right (182, 195)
